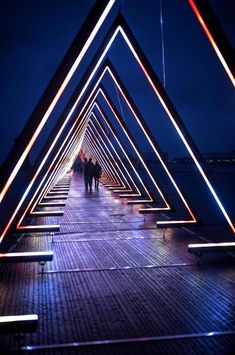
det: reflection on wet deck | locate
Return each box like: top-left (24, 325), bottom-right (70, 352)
top-left (0, 173), bottom-right (235, 354)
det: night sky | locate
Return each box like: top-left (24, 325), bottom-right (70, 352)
top-left (0, 0), bottom-right (234, 165)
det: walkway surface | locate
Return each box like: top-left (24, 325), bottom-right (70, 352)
top-left (0, 173), bottom-right (235, 354)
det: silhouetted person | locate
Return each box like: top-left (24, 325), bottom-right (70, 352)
top-left (85, 158), bottom-right (94, 192)
top-left (94, 161), bottom-right (102, 189)
top-left (82, 157), bottom-right (88, 191)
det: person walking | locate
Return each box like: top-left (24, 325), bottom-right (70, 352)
top-left (85, 158), bottom-right (95, 192)
top-left (94, 161), bottom-right (102, 190)
top-left (82, 157), bottom-right (88, 191)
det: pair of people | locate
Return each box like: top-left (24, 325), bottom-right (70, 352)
top-left (83, 158), bottom-right (102, 192)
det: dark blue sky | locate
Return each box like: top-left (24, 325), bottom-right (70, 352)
top-left (0, 0), bottom-right (234, 165)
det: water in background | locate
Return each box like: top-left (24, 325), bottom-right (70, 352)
top-left (137, 160), bottom-right (235, 235)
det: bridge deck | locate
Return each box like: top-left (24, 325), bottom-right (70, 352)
top-left (0, 173), bottom-right (235, 354)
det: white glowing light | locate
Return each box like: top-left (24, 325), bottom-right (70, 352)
top-left (118, 28), bottom-right (234, 232)
top-left (90, 111), bottom-right (133, 190)
top-left (157, 220), bottom-right (197, 225)
top-left (2, 15), bottom-right (234, 241)
top-left (86, 131), bottom-right (120, 184)
top-left (87, 118), bottom-right (127, 187)
top-left (106, 67), bottom-right (197, 219)
top-left (17, 114), bottom-right (87, 226)
top-left (30, 211), bottom-right (63, 215)
top-left (16, 225), bottom-right (59, 230)
top-left (85, 132), bottom-right (118, 183)
top-left (188, 242), bottom-right (235, 248)
top-left (0, 252), bottom-right (52, 258)
top-left (0, 315), bottom-right (38, 323)
top-left (94, 101), bottom-right (152, 201)
top-left (99, 88), bottom-right (170, 207)
top-left (0, 0), bottom-right (116, 204)
top-left (188, 0), bottom-right (235, 87)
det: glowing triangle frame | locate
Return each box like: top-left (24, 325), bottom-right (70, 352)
top-left (1, 9), bottom-right (234, 241)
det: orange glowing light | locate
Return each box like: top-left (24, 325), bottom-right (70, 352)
top-left (2, 15), bottom-right (234, 242)
top-left (17, 116), bottom-right (87, 227)
top-left (0, 0), bottom-right (116, 204)
top-left (188, 0), bottom-right (235, 87)
top-left (85, 132), bottom-right (118, 184)
top-left (100, 88), bottom-right (171, 208)
top-left (85, 130), bottom-right (121, 185)
top-left (89, 111), bottom-right (133, 191)
top-left (87, 118), bottom-right (127, 187)
top-left (16, 225), bottom-right (59, 230)
top-left (93, 102), bottom-right (151, 201)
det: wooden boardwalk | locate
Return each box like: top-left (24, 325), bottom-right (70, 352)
top-left (0, 173), bottom-right (235, 354)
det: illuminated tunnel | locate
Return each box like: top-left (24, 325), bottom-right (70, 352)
top-left (0, 0), bottom-right (234, 243)
top-left (0, 1), bottom-right (235, 352)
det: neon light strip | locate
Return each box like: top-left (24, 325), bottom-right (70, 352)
top-left (43, 195), bottom-right (67, 199)
top-left (48, 144), bottom-right (76, 192)
top-left (29, 118), bottom-right (87, 209)
top-left (117, 27), bottom-right (234, 232)
top-left (48, 191), bottom-right (68, 195)
top-left (64, 66), bottom-right (188, 216)
top-left (0, 0), bottom-right (116, 203)
top-left (61, 133), bottom-right (85, 174)
top-left (80, 70), bottom-right (171, 210)
top-left (13, 46), bottom-right (116, 233)
top-left (157, 220), bottom-right (197, 225)
top-left (10, 27), bottom-right (120, 230)
top-left (35, 143), bottom-right (70, 199)
top-left (37, 126), bottom-right (86, 209)
top-left (84, 130), bottom-right (118, 184)
top-left (16, 116), bottom-right (87, 227)
top-left (63, 133), bottom-right (85, 175)
top-left (0, 314), bottom-right (38, 323)
top-left (16, 225), bottom-right (59, 230)
top-left (45, 130), bottom-right (85, 199)
top-left (1, 86), bottom-right (88, 238)
top-left (52, 186), bottom-right (69, 188)
top-left (30, 211), bottom-right (63, 216)
top-left (54, 185), bottom-right (70, 188)
top-left (87, 118), bottom-right (127, 186)
top-left (106, 67), bottom-right (196, 219)
top-left (188, 0), bottom-right (235, 87)
top-left (127, 199), bottom-right (155, 203)
top-left (39, 156), bottom-right (69, 202)
top-left (51, 189), bottom-right (69, 192)
top-left (86, 127), bottom-right (119, 183)
top-left (85, 121), bottom-right (133, 192)
top-left (189, 242), bottom-right (235, 248)
top-left (83, 83), bottom-right (195, 220)
top-left (89, 111), bottom-right (133, 191)
top-left (84, 138), bottom-right (112, 183)
top-left (3, 18), bottom-right (233, 239)
top-left (83, 89), bottom-right (181, 210)
top-left (39, 129), bottom-right (85, 203)
top-left (139, 208), bottom-right (171, 213)
top-left (53, 187), bottom-right (69, 189)
top-left (86, 129), bottom-right (127, 188)
top-left (85, 131), bottom-right (119, 184)
top-left (99, 88), bottom-right (170, 208)
top-left (39, 202), bottom-right (65, 206)
top-left (84, 136), bottom-right (115, 183)
top-left (52, 188), bottom-right (68, 192)
top-left (93, 102), bottom-right (149, 199)
top-left (84, 98), bottom-right (142, 195)
top-left (87, 124), bottom-right (129, 189)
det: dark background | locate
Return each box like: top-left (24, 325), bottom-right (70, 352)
top-left (0, 0), bottom-right (234, 165)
